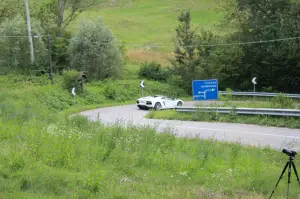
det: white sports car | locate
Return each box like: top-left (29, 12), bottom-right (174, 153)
top-left (136, 95), bottom-right (184, 110)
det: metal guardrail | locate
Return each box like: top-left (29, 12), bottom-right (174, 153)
top-left (175, 107), bottom-right (300, 117)
top-left (219, 91), bottom-right (300, 99)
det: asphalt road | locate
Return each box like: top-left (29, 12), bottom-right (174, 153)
top-left (78, 103), bottom-right (300, 151)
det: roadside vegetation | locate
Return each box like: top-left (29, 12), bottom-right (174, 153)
top-left (146, 109), bottom-right (300, 129)
top-left (146, 93), bottom-right (300, 129)
top-left (0, 76), bottom-right (299, 199)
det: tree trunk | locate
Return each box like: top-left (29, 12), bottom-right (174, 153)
top-left (57, 0), bottom-right (65, 36)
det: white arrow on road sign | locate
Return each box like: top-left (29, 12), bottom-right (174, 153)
top-left (140, 80), bottom-right (145, 88)
top-left (72, 87), bottom-right (76, 96)
top-left (207, 88), bottom-right (215, 92)
top-left (252, 77), bottom-right (257, 85)
top-left (198, 88), bottom-right (215, 95)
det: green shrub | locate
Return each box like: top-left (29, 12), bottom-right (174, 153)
top-left (167, 75), bottom-right (184, 88)
top-left (271, 93), bottom-right (295, 109)
top-left (104, 83), bottom-right (118, 100)
top-left (138, 61), bottom-right (168, 82)
top-left (0, 74), bottom-right (50, 89)
top-left (78, 91), bottom-right (106, 105)
top-left (61, 69), bottom-right (80, 91)
top-left (68, 17), bottom-right (122, 81)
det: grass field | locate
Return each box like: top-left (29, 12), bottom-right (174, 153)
top-left (67, 0), bottom-right (223, 64)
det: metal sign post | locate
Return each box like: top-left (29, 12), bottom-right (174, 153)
top-left (140, 80), bottom-right (145, 96)
top-left (252, 77), bottom-right (257, 92)
top-left (72, 87), bottom-right (76, 104)
top-left (252, 77), bottom-right (257, 100)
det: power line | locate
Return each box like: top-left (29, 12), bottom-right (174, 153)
top-left (63, 36), bottom-right (300, 47)
top-left (0, 35), bottom-right (299, 47)
top-left (0, 35), bottom-right (44, 38)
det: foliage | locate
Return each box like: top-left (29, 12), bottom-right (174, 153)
top-left (46, 28), bottom-right (73, 74)
top-left (221, 0), bottom-right (300, 93)
top-left (0, 14), bottom-right (48, 74)
top-left (0, 73), bottom-right (50, 89)
top-left (138, 61), bottom-right (168, 82)
top-left (103, 82), bottom-right (117, 100)
top-left (212, 0), bottom-right (300, 93)
top-left (33, 0), bottom-right (97, 33)
top-left (209, 44), bottom-right (245, 90)
top-left (270, 93), bottom-right (295, 109)
top-left (68, 17), bottom-right (123, 80)
top-left (0, 0), bottom-right (23, 23)
top-left (171, 11), bottom-right (220, 93)
top-left (61, 69), bottom-right (80, 92)
top-left (32, 0), bottom-right (58, 32)
top-left (170, 11), bottom-right (200, 93)
top-left (52, 36), bottom-right (71, 73)
top-left (167, 74), bottom-right (185, 88)
top-left (171, 1), bottom-right (300, 94)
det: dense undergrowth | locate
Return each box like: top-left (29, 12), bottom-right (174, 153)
top-left (0, 75), bottom-right (300, 198)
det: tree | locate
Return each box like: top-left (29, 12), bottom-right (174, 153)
top-left (0, 14), bottom-right (48, 74)
top-left (208, 0), bottom-right (300, 93)
top-left (0, 0), bottom-right (23, 23)
top-left (171, 11), bottom-right (219, 93)
top-left (68, 17), bottom-right (122, 80)
top-left (33, 0), bottom-right (96, 36)
top-left (171, 11), bottom-right (200, 93)
top-left (228, 0), bottom-right (300, 92)
top-left (195, 29), bottom-right (220, 79)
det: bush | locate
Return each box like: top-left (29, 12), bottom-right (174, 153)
top-left (271, 93), bottom-right (295, 109)
top-left (104, 83), bottom-right (118, 100)
top-left (61, 69), bottom-right (80, 92)
top-left (138, 61), bottom-right (168, 82)
top-left (167, 75), bottom-right (184, 88)
top-left (68, 17), bottom-right (122, 81)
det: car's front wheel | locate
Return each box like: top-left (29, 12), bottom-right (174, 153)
top-left (154, 102), bottom-right (162, 110)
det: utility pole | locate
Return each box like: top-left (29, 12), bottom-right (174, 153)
top-left (24, 0), bottom-right (34, 63)
top-left (48, 34), bottom-right (54, 84)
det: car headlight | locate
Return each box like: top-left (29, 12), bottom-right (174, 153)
top-left (136, 100), bottom-right (139, 104)
top-left (146, 101), bottom-right (152, 105)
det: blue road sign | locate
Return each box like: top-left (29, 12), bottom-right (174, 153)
top-left (192, 79), bottom-right (219, 101)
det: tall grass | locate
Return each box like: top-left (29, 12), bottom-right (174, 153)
top-left (1, 113), bottom-right (299, 198)
top-left (1, 75), bottom-right (300, 198)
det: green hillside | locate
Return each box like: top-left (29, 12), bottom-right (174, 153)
top-left (69, 0), bottom-right (223, 52)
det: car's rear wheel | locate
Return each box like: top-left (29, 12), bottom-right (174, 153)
top-left (154, 102), bottom-right (162, 110)
top-left (177, 101), bottom-right (183, 107)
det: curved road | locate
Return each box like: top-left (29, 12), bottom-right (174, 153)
top-left (79, 102), bottom-right (300, 151)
